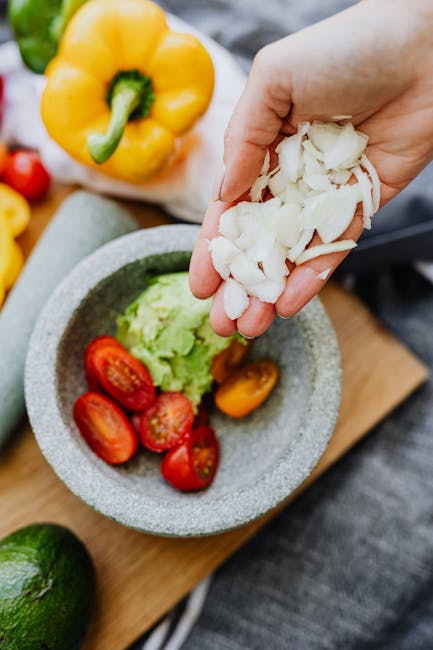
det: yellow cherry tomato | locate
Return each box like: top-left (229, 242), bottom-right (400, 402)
top-left (215, 360), bottom-right (279, 418)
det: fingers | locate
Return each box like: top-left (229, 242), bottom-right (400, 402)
top-left (189, 201), bottom-right (227, 299)
top-left (218, 46), bottom-right (292, 203)
top-left (237, 298), bottom-right (276, 339)
top-left (276, 211), bottom-right (364, 318)
top-left (210, 284), bottom-right (276, 339)
top-left (210, 284), bottom-right (237, 337)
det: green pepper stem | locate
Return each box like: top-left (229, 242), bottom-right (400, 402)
top-left (87, 86), bottom-right (141, 164)
top-left (50, 0), bottom-right (87, 42)
top-left (87, 71), bottom-right (154, 165)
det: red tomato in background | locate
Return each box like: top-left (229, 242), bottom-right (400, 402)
top-left (87, 341), bottom-right (155, 411)
top-left (3, 150), bottom-right (50, 201)
top-left (0, 141), bottom-right (8, 176)
top-left (138, 392), bottom-right (194, 453)
top-left (161, 425), bottom-right (220, 491)
top-left (84, 336), bottom-right (122, 392)
top-left (73, 392), bottom-right (138, 465)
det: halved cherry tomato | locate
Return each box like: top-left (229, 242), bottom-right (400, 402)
top-left (138, 392), bottom-right (194, 453)
top-left (161, 425), bottom-right (219, 491)
top-left (88, 340), bottom-right (155, 411)
top-left (84, 336), bottom-right (122, 391)
top-left (73, 392), bottom-right (138, 465)
top-left (3, 150), bottom-right (50, 201)
top-left (215, 360), bottom-right (278, 418)
top-left (211, 339), bottom-right (250, 384)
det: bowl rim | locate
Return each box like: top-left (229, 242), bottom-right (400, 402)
top-left (25, 224), bottom-right (341, 537)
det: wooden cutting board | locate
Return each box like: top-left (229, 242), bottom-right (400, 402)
top-left (0, 186), bottom-right (428, 649)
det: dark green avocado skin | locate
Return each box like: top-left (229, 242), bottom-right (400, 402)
top-left (0, 523), bottom-right (96, 650)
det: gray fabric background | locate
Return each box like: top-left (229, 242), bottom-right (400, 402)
top-left (154, 2), bottom-right (433, 649)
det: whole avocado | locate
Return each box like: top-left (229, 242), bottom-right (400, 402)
top-left (0, 523), bottom-right (96, 650)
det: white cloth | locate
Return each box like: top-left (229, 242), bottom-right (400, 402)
top-left (0, 14), bottom-right (246, 222)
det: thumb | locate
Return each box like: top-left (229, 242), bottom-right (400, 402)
top-left (217, 46), bottom-right (292, 203)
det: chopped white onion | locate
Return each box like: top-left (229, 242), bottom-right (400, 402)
top-left (352, 165), bottom-right (373, 229)
top-left (261, 242), bottom-right (290, 280)
top-left (230, 252), bottom-right (266, 285)
top-left (276, 133), bottom-right (303, 182)
top-left (245, 277), bottom-right (286, 303)
top-left (269, 203), bottom-right (302, 248)
top-left (330, 114), bottom-right (353, 121)
top-left (303, 139), bottom-right (324, 161)
top-left (303, 184), bottom-right (361, 243)
top-left (250, 174), bottom-right (269, 202)
top-left (235, 229), bottom-right (256, 251)
top-left (329, 169), bottom-right (352, 185)
top-left (361, 154), bottom-right (381, 213)
top-left (246, 227), bottom-right (276, 262)
top-left (223, 279), bottom-right (249, 320)
top-left (268, 169), bottom-right (290, 197)
top-left (295, 240), bottom-right (357, 265)
top-left (287, 229), bottom-right (314, 263)
top-left (219, 205), bottom-right (240, 240)
top-left (209, 120), bottom-right (378, 318)
top-left (308, 122), bottom-right (342, 155)
top-left (209, 236), bottom-right (240, 280)
top-left (279, 181), bottom-right (305, 205)
top-left (323, 123), bottom-right (368, 170)
top-left (317, 267), bottom-right (332, 281)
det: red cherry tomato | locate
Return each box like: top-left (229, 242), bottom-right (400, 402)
top-left (161, 425), bottom-right (220, 491)
top-left (138, 392), bottom-right (194, 453)
top-left (84, 336), bottom-right (122, 392)
top-left (73, 392), bottom-right (138, 465)
top-left (3, 150), bottom-right (50, 201)
top-left (88, 341), bottom-right (155, 411)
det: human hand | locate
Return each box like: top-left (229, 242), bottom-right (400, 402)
top-left (189, 0), bottom-right (433, 337)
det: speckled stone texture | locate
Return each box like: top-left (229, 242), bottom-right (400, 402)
top-left (0, 191), bottom-right (138, 447)
top-left (25, 225), bottom-right (341, 537)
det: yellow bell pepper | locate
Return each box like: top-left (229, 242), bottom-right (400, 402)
top-left (0, 183), bottom-right (31, 237)
top-left (41, 0), bottom-right (215, 183)
top-left (0, 185), bottom-right (29, 306)
top-left (4, 241), bottom-right (24, 290)
top-left (0, 215), bottom-right (13, 306)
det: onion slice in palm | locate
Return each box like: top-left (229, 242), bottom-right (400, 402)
top-left (361, 154), bottom-right (381, 213)
top-left (295, 240), bottom-right (357, 265)
top-left (352, 165), bottom-right (373, 229)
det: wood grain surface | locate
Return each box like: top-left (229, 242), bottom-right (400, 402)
top-left (0, 186), bottom-right (428, 649)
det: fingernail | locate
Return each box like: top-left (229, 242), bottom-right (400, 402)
top-left (278, 314), bottom-right (290, 320)
top-left (238, 331), bottom-right (255, 340)
top-left (212, 165), bottom-right (226, 202)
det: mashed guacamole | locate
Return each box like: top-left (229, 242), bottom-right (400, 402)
top-left (116, 272), bottom-right (243, 408)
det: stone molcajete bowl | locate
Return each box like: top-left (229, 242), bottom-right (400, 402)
top-left (25, 225), bottom-right (341, 537)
